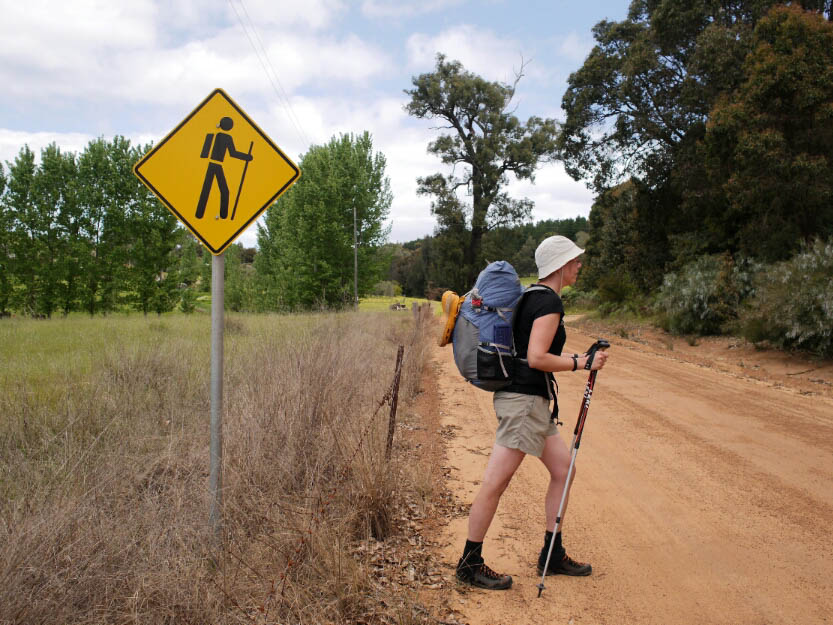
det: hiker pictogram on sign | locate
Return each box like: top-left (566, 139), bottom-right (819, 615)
top-left (196, 116), bottom-right (254, 221)
top-left (132, 88), bottom-right (300, 256)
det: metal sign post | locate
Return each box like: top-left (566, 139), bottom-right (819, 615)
top-left (133, 88), bottom-right (300, 537)
top-left (209, 253), bottom-right (224, 539)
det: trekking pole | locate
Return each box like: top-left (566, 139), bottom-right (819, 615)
top-left (537, 338), bottom-right (610, 598)
top-left (230, 141), bottom-right (253, 221)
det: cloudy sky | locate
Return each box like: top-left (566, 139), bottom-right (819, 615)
top-left (2, 0), bottom-right (628, 247)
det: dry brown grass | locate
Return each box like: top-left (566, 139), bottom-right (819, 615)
top-left (0, 309), bottom-right (434, 624)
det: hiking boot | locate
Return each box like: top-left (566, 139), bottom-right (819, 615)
top-left (456, 558), bottom-right (513, 590)
top-left (537, 552), bottom-right (592, 577)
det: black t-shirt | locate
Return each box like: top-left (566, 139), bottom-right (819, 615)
top-left (503, 286), bottom-right (566, 397)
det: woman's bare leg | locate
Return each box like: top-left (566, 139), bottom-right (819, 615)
top-left (467, 444), bottom-right (525, 541)
top-left (539, 433), bottom-right (574, 531)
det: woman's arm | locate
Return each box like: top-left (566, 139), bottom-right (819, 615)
top-left (527, 313), bottom-right (607, 372)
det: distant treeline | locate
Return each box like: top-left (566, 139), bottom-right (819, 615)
top-left (385, 217), bottom-right (589, 299)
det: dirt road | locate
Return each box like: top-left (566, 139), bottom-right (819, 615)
top-left (429, 322), bottom-right (833, 625)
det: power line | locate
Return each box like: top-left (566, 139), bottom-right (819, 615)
top-left (237, 0), bottom-right (311, 149)
top-left (226, 0), bottom-right (313, 152)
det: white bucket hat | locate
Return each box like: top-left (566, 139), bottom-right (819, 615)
top-left (535, 235), bottom-right (584, 279)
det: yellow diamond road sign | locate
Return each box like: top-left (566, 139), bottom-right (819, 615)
top-left (134, 88), bottom-right (300, 255)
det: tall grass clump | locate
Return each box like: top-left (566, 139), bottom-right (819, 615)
top-left (655, 254), bottom-right (759, 335)
top-left (741, 238), bottom-right (833, 356)
top-left (0, 309), bottom-right (432, 624)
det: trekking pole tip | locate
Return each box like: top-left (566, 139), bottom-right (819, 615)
top-left (537, 583), bottom-right (545, 598)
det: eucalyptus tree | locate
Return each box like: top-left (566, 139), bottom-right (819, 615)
top-left (698, 5), bottom-right (833, 261)
top-left (559, 0), bottom-right (833, 282)
top-left (560, 0), bottom-right (830, 193)
top-left (405, 54), bottom-right (559, 290)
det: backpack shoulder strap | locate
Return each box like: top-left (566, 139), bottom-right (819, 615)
top-left (511, 284), bottom-right (553, 334)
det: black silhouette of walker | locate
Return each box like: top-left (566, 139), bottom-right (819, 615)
top-left (196, 116), bottom-right (254, 220)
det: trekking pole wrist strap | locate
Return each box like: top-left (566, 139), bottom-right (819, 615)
top-left (571, 355), bottom-right (578, 372)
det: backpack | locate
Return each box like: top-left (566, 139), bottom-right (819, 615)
top-left (441, 261), bottom-right (549, 391)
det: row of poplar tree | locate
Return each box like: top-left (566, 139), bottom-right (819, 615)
top-left (0, 138), bottom-right (184, 317)
top-left (0, 132), bottom-right (394, 317)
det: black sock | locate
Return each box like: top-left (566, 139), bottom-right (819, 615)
top-left (460, 540), bottom-right (484, 569)
top-left (540, 531), bottom-right (564, 563)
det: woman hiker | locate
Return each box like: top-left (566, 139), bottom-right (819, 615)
top-left (455, 235), bottom-right (609, 590)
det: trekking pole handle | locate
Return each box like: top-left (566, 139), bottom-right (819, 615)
top-left (573, 339), bottom-right (610, 442)
top-left (583, 338), bottom-right (610, 370)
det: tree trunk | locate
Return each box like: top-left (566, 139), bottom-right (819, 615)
top-left (467, 185), bottom-right (488, 285)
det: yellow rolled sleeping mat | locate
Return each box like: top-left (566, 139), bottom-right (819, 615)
top-left (438, 290), bottom-right (463, 347)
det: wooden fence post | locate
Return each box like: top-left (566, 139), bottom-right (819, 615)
top-left (385, 345), bottom-right (405, 460)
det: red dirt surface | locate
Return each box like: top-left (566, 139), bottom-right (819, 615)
top-left (421, 319), bottom-right (833, 625)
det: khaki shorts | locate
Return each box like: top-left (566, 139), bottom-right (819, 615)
top-left (493, 392), bottom-right (558, 457)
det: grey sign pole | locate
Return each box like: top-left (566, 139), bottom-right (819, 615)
top-left (353, 203), bottom-right (358, 311)
top-left (209, 252), bottom-right (224, 540)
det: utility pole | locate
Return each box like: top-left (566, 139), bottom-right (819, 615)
top-left (353, 202), bottom-right (358, 311)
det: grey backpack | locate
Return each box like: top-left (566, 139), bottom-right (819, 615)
top-left (451, 261), bottom-right (549, 391)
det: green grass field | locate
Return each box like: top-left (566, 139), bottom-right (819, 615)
top-left (359, 295), bottom-right (438, 314)
top-left (0, 310), bottom-right (434, 625)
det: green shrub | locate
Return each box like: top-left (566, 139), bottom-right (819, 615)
top-left (597, 273), bottom-right (637, 305)
top-left (741, 239), bottom-right (833, 356)
top-left (560, 286), bottom-right (599, 311)
top-left (656, 254), bottom-right (758, 335)
top-left (179, 287), bottom-right (197, 314)
top-left (591, 272), bottom-right (654, 318)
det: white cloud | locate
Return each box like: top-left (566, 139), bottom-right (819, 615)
top-left (406, 25), bottom-right (536, 83)
top-left (0, 129), bottom-right (93, 166)
top-left (507, 166), bottom-right (594, 223)
top-left (0, 2), bottom-right (156, 91)
top-left (361, 0), bottom-right (465, 18)
top-left (257, 94), bottom-right (442, 243)
top-left (1, 2), bottom-right (388, 108)
top-left (293, 33), bottom-right (393, 87)
top-left (228, 0), bottom-right (347, 30)
top-left (556, 31), bottom-right (594, 64)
